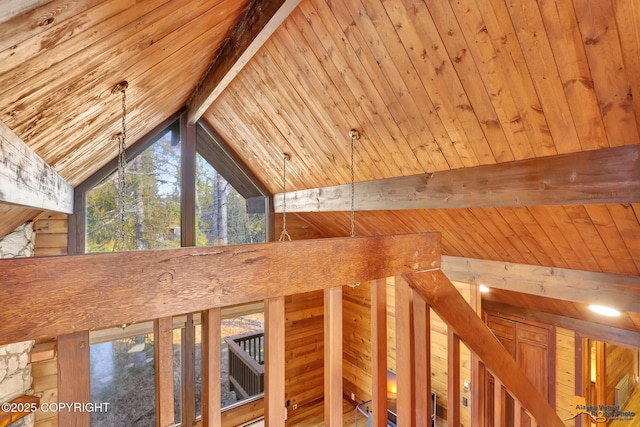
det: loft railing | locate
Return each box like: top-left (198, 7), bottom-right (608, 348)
top-left (225, 332), bottom-right (265, 399)
top-left (0, 233), bottom-right (564, 426)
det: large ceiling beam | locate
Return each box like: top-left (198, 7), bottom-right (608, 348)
top-left (187, 0), bottom-right (300, 125)
top-left (484, 301), bottom-right (640, 351)
top-left (0, 120), bottom-right (73, 214)
top-left (442, 256), bottom-right (640, 313)
top-left (273, 145), bottom-right (640, 212)
top-left (0, 233), bottom-right (440, 344)
top-left (406, 270), bottom-right (566, 427)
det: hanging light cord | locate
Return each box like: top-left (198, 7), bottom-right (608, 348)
top-left (113, 81), bottom-right (129, 250)
top-left (279, 153), bottom-right (292, 242)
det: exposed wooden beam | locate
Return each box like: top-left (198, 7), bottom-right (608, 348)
top-left (273, 145), bottom-right (640, 212)
top-left (405, 270), bottom-right (566, 427)
top-left (483, 301), bottom-right (640, 351)
top-left (0, 119), bottom-right (73, 213)
top-left (442, 255), bottom-right (640, 312)
top-left (0, 233), bottom-right (439, 345)
top-left (187, 0), bottom-right (301, 124)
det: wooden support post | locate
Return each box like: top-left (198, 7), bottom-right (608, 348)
top-left (412, 291), bottom-right (431, 427)
top-left (596, 341), bottom-right (606, 427)
top-left (324, 287), bottom-right (343, 426)
top-left (395, 276), bottom-right (413, 427)
top-left (154, 317), bottom-right (175, 427)
top-left (58, 331), bottom-right (90, 427)
top-left (181, 116), bottom-right (196, 248)
top-left (470, 283), bottom-right (485, 426)
top-left (183, 313), bottom-right (196, 426)
top-left (493, 376), bottom-right (505, 427)
top-left (447, 330), bottom-right (461, 427)
top-left (265, 297), bottom-right (285, 427)
top-left (371, 279), bottom-right (388, 427)
top-left (202, 308), bottom-right (222, 427)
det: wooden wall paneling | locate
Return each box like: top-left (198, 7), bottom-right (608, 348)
top-left (371, 279), bottom-right (387, 427)
top-left (573, 0), bottom-right (640, 145)
top-left (343, 282), bottom-right (372, 404)
top-left (285, 290), bottom-right (324, 410)
top-left (605, 344), bottom-right (637, 406)
top-left (34, 212), bottom-right (68, 257)
top-left (266, 297), bottom-right (286, 427)
top-left (447, 330), bottom-right (461, 427)
top-left (57, 331), bottom-right (90, 427)
top-left (221, 398), bottom-right (264, 427)
top-left (154, 317), bottom-right (175, 427)
top-left (412, 290), bottom-right (431, 427)
top-left (324, 287), bottom-right (342, 426)
top-left (395, 276), bottom-right (412, 427)
top-left (201, 308), bottom-right (222, 427)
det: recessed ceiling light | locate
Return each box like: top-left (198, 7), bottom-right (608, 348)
top-left (588, 304), bottom-right (621, 317)
top-left (479, 285), bottom-right (490, 293)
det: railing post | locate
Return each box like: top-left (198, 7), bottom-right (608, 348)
top-left (265, 297), bottom-right (286, 427)
top-left (371, 278), bottom-right (388, 427)
top-left (324, 286), bottom-right (343, 426)
top-left (395, 276), bottom-right (413, 427)
top-left (58, 331), bottom-right (90, 427)
top-left (412, 291), bottom-right (431, 427)
top-left (447, 330), bottom-right (461, 427)
top-left (155, 317), bottom-right (176, 427)
top-left (202, 308), bottom-right (221, 427)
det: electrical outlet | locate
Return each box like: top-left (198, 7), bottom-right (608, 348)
top-left (292, 404), bottom-right (298, 410)
top-left (351, 392), bottom-right (355, 401)
top-left (462, 397), bottom-right (468, 407)
top-left (463, 379), bottom-right (470, 391)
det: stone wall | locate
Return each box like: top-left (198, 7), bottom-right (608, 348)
top-left (0, 223), bottom-right (36, 427)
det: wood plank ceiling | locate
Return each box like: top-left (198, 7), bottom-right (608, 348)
top-left (201, 0), bottom-right (640, 334)
top-left (1, 0), bottom-right (639, 336)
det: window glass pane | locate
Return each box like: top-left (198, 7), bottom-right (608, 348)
top-left (196, 154), bottom-right (265, 246)
top-left (90, 333), bottom-right (156, 426)
top-left (86, 127), bottom-right (181, 252)
top-left (221, 313), bottom-right (265, 408)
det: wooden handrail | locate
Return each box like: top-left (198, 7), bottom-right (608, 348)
top-left (0, 233), bottom-right (440, 345)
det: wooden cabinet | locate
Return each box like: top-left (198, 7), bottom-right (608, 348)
top-left (484, 313), bottom-right (555, 426)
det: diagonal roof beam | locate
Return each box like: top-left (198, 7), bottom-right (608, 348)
top-left (406, 269), bottom-right (566, 427)
top-left (0, 119), bottom-right (73, 213)
top-left (187, 0), bottom-right (300, 125)
top-left (273, 145), bottom-right (640, 212)
top-left (441, 255), bottom-right (640, 313)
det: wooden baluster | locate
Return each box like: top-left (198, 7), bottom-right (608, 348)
top-left (447, 330), bottom-right (461, 427)
top-left (396, 276), bottom-right (413, 427)
top-left (493, 376), bottom-right (506, 427)
top-left (202, 309), bottom-right (221, 427)
top-left (265, 297), bottom-right (285, 427)
top-left (324, 287), bottom-right (343, 426)
top-left (412, 291), bottom-right (431, 427)
top-left (371, 278), bottom-right (388, 427)
top-left (155, 317), bottom-right (176, 427)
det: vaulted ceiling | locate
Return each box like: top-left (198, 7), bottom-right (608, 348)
top-left (1, 0), bottom-right (639, 343)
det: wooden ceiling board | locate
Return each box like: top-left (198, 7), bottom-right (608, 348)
top-left (289, 203), bottom-right (640, 276)
top-left (0, 0), bottom-right (250, 186)
top-left (0, 205), bottom-right (42, 240)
